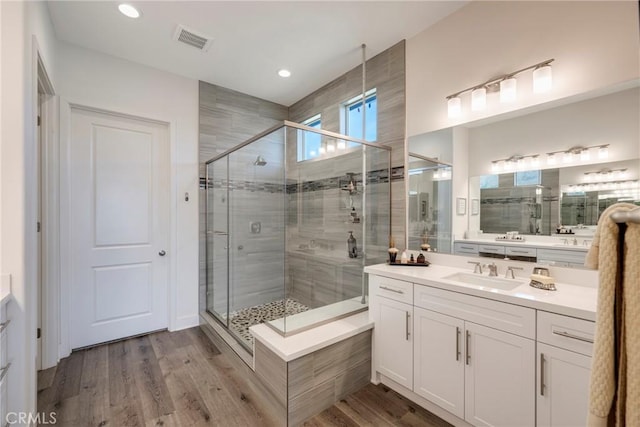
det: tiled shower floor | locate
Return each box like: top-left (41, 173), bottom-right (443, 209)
top-left (226, 298), bottom-right (310, 346)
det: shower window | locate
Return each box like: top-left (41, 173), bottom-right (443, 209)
top-left (344, 89), bottom-right (377, 143)
top-left (297, 114), bottom-right (322, 161)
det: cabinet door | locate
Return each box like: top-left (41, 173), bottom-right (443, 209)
top-left (373, 296), bottom-right (413, 389)
top-left (413, 307), bottom-right (465, 419)
top-left (537, 343), bottom-right (591, 427)
top-left (465, 323), bottom-right (535, 427)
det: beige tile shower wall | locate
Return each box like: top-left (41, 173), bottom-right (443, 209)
top-left (199, 82), bottom-right (288, 312)
top-left (288, 40), bottom-right (407, 249)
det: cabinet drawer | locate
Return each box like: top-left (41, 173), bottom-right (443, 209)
top-left (478, 244), bottom-right (505, 255)
top-left (537, 311), bottom-right (595, 356)
top-left (454, 242), bottom-right (479, 255)
top-left (505, 246), bottom-right (537, 257)
top-left (369, 275), bottom-right (413, 304)
top-left (414, 284), bottom-right (535, 339)
top-left (537, 249), bottom-right (587, 265)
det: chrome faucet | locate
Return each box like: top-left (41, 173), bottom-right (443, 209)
top-left (505, 266), bottom-right (523, 279)
top-left (468, 261), bottom-right (483, 274)
top-left (488, 262), bottom-right (498, 277)
top-left (572, 238), bottom-right (578, 246)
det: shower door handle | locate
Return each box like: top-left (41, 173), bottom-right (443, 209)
top-left (158, 250), bottom-right (166, 256)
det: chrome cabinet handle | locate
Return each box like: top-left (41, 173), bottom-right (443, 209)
top-left (405, 312), bottom-right (410, 341)
top-left (456, 327), bottom-right (461, 361)
top-left (380, 285), bottom-right (404, 295)
top-left (552, 330), bottom-right (594, 343)
top-left (0, 363), bottom-right (10, 382)
top-left (465, 330), bottom-right (471, 365)
top-left (158, 250), bottom-right (166, 256)
top-left (540, 353), bottom-right (545, 396)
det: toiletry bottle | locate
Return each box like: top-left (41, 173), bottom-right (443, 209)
top-left (400, 250), bottom-right (408, 264)
top-left (347, 231), bottom-right (357, 258)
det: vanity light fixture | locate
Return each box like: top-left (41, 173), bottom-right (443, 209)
top-left (446, 59), bottom-right (554, 118)
top-left (563, 179), bottom-right (639, 194)
top-left (546, 144), bottom-right (610, 166)
top-left (118, 3), bottom-right (141, 18)
top-left (584, 168), bottom-right (628, 182)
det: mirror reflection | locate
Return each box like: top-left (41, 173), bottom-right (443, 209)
top-left (407, 84), bottom-right (639, 267)
top-left (407, 154), bottom-right (452, 253)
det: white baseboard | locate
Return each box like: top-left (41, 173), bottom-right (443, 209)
top-left (172, 314), bottom-right (199, 331)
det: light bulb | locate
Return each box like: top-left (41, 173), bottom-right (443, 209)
top-left (580, 149), bottom-right (590, 161)
top-left (584, 173), bottom-right (593, 182)
top-left (327, 141), bottom-right (335, 152)
top-left (598, 146), bottom-right (609, 159)
top-left (500, 77), bottom-right (517, 103)
top-left (471, 87), bottom-right (487, 111)
top-left (533, 64), bottom-right (552, 93)
top-left (547, 153), bottom-right (557, 165)
top-left (319, 145), bottom-right (326, 154)
top-left (337, 140), bottom-right (346, 150)
top-left (516, 157), bottom-right (526, 169)
top-left (530, 156), bottom-right (540, 168)
top-left (433, 171), bottom-right (440, 179)
top-left (491, 162), bottom-right (501, 172)
top-left (504, 160), bottom-right (515, 171)
top-left (447, 97), bottom-right (461, 118)
top-left (563, 152), bottom-right (573, 164)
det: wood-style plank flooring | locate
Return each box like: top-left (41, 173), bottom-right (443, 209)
top-left (38, 327), bottom-right (450, 427)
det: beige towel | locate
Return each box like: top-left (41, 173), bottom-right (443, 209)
top-left (586, 203), bottom-right (640, 427)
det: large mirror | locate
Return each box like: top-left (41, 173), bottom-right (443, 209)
top-left (407, 84), bottom-right (639, 267)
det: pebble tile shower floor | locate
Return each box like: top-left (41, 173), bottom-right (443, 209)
top-left (227, 298), bottom-right (310, 345)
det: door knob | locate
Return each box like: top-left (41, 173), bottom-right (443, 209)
top-left (159, 250), bottom-right (166, 256)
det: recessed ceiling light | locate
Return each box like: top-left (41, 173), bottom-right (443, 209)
top-left (278, 69), bottom-right (291, 78)
top-left (118, 4), bottom-right (141, 19)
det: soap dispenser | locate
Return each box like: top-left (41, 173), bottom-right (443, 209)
top-left (347, 231), bottom-right (357, 258)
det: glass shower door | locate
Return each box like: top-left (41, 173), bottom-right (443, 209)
top-left (206, 158), bottom-right (229, 324)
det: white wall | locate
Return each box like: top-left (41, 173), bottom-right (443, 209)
top-left (56, 42), bottom-right (200, 334)
top-left (1, 0), bottom-right (58, 421)
top-left (407, 1), bottom-right (640, 136)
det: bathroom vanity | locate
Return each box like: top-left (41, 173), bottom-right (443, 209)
top-left (365, 259), bottom-right (595, 427)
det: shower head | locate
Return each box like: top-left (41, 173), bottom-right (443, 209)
top-left (254, 155), bottom-right (267, 166)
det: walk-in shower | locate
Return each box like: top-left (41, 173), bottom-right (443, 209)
top-left (204, 121), bottom-right (391, 352)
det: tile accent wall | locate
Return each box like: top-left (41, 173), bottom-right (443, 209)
top-left (288, 40), bottom-right (407, 249)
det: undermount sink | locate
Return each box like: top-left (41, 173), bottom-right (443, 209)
top-left (443, 272), bottom-right (523, 291)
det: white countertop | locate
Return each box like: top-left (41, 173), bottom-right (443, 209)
top-left (455, 238), bottom-right (590, 252)
top-left (365, 263), bottom-right (597, 321)
top-left (250, 310), bottom-right (373, 362)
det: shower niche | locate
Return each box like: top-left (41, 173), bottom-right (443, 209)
top-left (204, 121), bottom-right (391, 352)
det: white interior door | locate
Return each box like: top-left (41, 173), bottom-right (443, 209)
top-left (69, 107), bottom-right (169, 349)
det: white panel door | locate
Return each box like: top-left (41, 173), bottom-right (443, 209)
top-left (70, 107), bottom-right (169, 349)
top-left (413, 307), bottom-right (465, 419)
top-left (465, 322), bottom-right (535, 427)
top-left (537, 343), bottom-right (591, 427)
top-left (373, 296), bottom-right (413, 389)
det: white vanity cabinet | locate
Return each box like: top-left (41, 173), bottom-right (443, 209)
top-left (536, 312), bottom-right (595, 427)
top-left (369, 275), bottom-right (413, 389)
top-left (413, 284), bottom-right (535, 427)
top-left (413, 307), bottom-right (465, 418)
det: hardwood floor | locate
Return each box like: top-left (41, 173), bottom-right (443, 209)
top-left (38, 328), bottom-right (451, 427)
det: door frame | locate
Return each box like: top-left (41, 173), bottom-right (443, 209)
top-left (58, 102), bottom-right (177, 359)
top-left (34, 38), bottom-right (58, 370)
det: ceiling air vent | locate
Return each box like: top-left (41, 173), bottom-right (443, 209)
top-left (173, 25), bottom-right (213, 52)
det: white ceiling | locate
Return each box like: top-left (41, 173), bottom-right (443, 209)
top-left (47, 1), bottom-right (467, 106)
